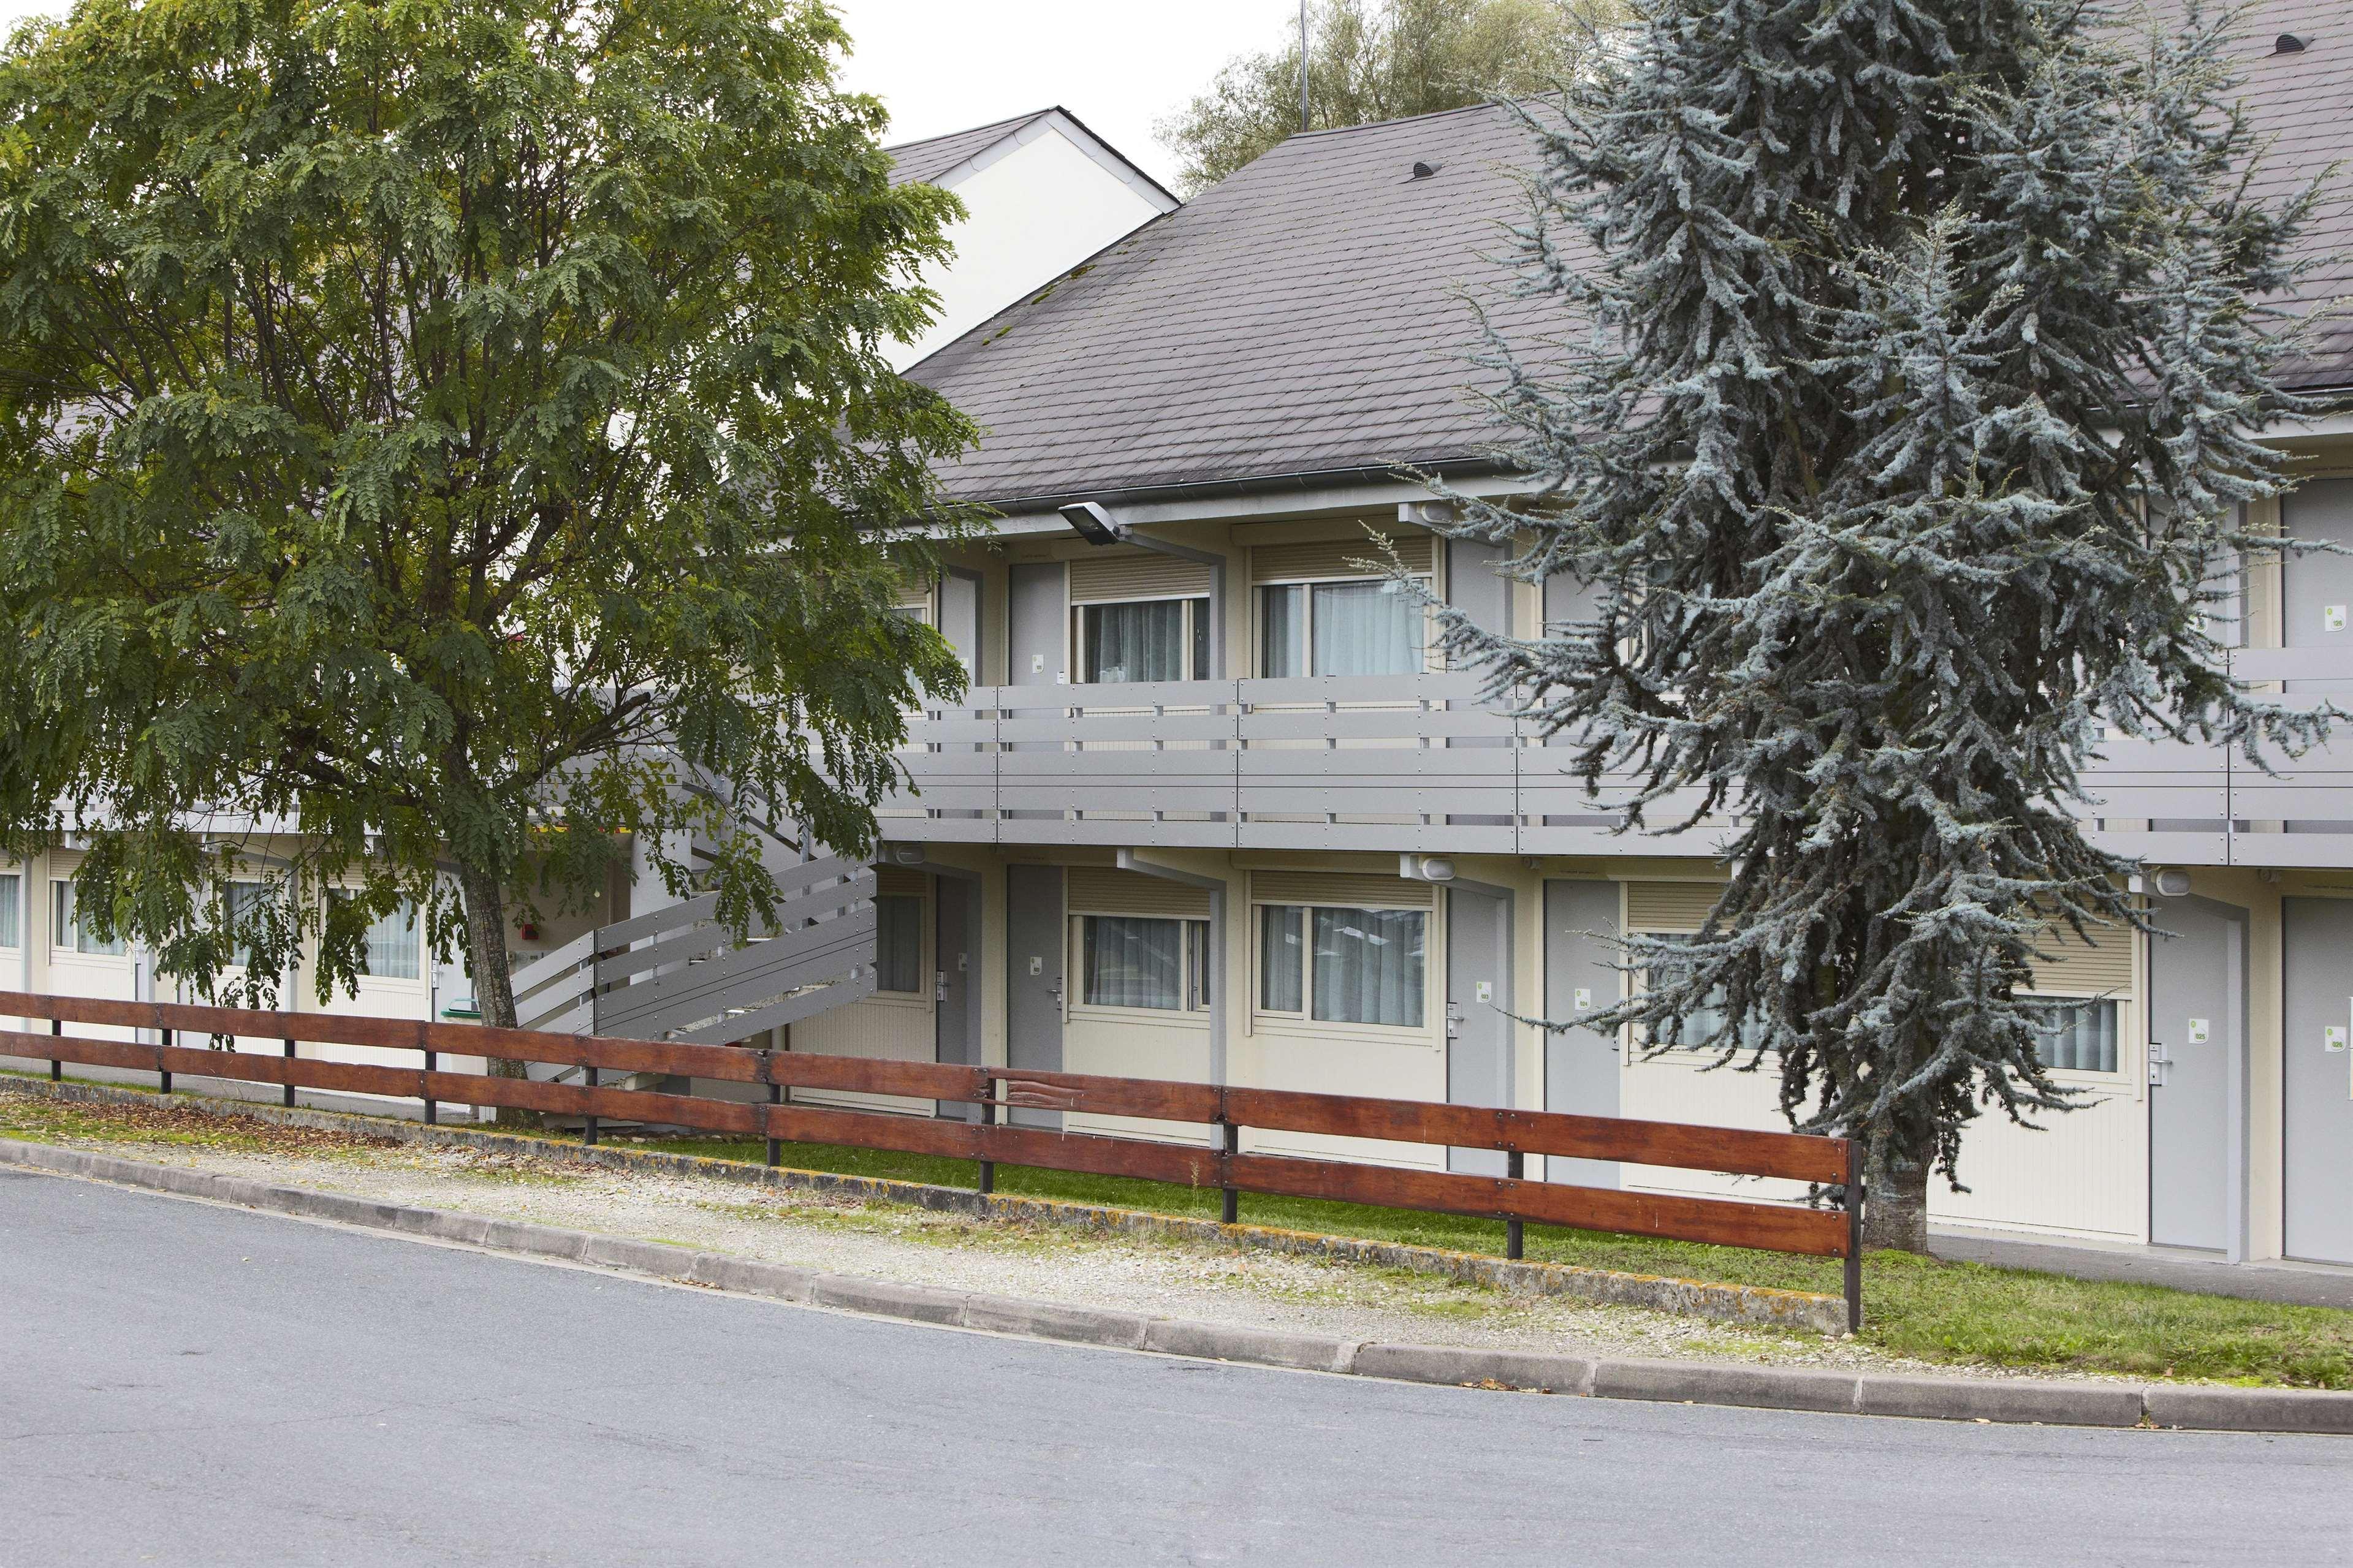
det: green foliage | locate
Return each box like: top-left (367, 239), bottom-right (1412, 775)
top-left (0, 0), bottom-right (975, 1018)
top-left (1155, 0), bottom-right (1624, 194)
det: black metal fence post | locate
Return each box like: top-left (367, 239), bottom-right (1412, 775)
top-left (1504, 1149), bottom-right (1524, 1260)
top-left (158, 1027), bottom-right (172, 1096)
top-left (766, 1077), bottom-right (782, 1169)
top-left (281, 1038), bottom-right (295, 1108)
top-left (422, 1045), bottom-right (438, 1126)
top-left (976, 1074), bottom-right (996, 1197)
top-left (49, 1017), bottom-right (61, 1081)
top-left (1220, 1119), bottom-right (1239, 1225)
top-left (582, 1064), bottom-right (599, 1147)
top-left (1843, 1138), bottom-right (1865, 1333)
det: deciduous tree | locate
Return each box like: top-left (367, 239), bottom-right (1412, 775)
top-left (0, 0), bottom-right (972, 1053)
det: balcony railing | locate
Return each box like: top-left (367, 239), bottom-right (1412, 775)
top-left (879, 650), bottom-right (2353, 865)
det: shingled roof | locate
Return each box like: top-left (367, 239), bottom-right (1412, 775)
top-left (909, 1), bottom-right (2353, 511)
top-left (884, 111), bottom-right (1057, 188)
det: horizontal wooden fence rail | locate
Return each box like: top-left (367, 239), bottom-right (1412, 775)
top-left (0, 990), bottom-right (1865, 1329)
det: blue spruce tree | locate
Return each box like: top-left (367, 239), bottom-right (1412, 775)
top-left (1437, 1), bottom-right (2334, 1248)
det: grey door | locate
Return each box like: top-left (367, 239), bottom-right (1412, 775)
top-left (1005, 563), bottom-right (1066, 823)
top-left (1007, 562), bottom-right (1065, 689)
top-left (1545, 880), bottom-right (1621, 1189)
top-left (2284, 479), bottom-right (2353, 682)
top-left (2148, 896), bottom-right (2239, 1251)
top-left (2283, 898), bottom-right (2353, 1263)
top-left (934, 874), bottom-right (980, 1119)
top-left (1004, 864), bottom-right (1064, 1129)
top-left (1445, 885), bottom-right (1511, 1175)
top-left (1444, 542), bottom-right (1511, 827)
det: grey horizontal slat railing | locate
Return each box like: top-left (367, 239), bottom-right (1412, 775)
top-left (514, 855), bottom-right (879, 1043)
top-left (879, 656), bottom-right (2353, 866)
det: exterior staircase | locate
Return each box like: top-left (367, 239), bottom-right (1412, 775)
top-left (509, 853), bottom-right (878, 1047)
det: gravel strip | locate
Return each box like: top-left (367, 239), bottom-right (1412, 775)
top-left (0, 1092), bottom-right (2070, 1381)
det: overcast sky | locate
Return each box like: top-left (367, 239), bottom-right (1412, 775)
top-left (0, 0), bottom-right (1301, 192)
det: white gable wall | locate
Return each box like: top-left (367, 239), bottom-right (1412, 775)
top-left (891, 121), bottom-right (1170, 371)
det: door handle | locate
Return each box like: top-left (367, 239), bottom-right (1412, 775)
top-left (2148, 1041), bottom-right (2169, 1087)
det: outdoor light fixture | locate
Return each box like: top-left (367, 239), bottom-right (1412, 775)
top-left (1401, 854), bottom-right (1456, 882)
top-left (2154, 867), bottom-right (2194, 898)
top-left (1059, 501), bottom-right (1123, 547)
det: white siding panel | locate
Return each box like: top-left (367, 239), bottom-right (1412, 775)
top-left (791, 995), bottom-right (936, 1116)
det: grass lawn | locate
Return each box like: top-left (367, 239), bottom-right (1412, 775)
top-left (631, 1130), bottom-right (2353, 1390)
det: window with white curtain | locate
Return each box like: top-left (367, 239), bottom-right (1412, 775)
top-left (51, 880), bottom-right (125, 957)
top-left (1078, 597), bottom-right (1210, 684)
top-left (1641, 934), bottom-right (1766, 1051)
top-left (0, 873), bottom-right (18, 950)
top-left (1256, 903), bottom-right (1426, 1028)
top-left (227, 880), bottom-right (273, 971)
top-left (2033, 997), bottom-right (2119, 1074)
top-left (875, 895), bottom-right (922, 994)
top-left (329, 891), bottom-right (419, 980)
top-left (1082, 915), bottom-right (1182, 1009)
top-left (1258, 578), bottom-right (1424, 677)
top-left (1079, 916), bottom-right (1213, 1012)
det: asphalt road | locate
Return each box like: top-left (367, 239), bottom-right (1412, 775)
top-left (5, 1170), bottom-right (2351, 1568)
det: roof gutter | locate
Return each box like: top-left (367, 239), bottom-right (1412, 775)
top-left (928, 455), bottom-right (1516, 524)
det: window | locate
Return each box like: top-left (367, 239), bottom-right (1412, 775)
top-left (1256, 903), bottom-right (1426, 1028)
top-left (2034, 997), bottom-right (2119, 1074)
top-left (875, 895), bottom-right (922, 994)
top-left (226, 880), bottom-right (273, 971)
top-left (0, 873), bottom-right (17, 949)
top-left (1082, 915), bottom-right (1182, 1009)
top-left (1078, 598), bottom-right (1210, 684)
top-left (1258, 578), bottom-right (1424, 677)
top-left (1642, 935), bottom-right (1766, 1051)
top-left (1186, 918), bottom-right (1211, 1011)
top-left (330, 892), bottom-right (420, 980)
top-left (51, 880), bottom-right (125, 957)
top-left (1079, 915), bottom-right (1214, 1012)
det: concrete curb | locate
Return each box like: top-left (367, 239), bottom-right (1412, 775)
top-left (5, 1137), bottom-right (2348, 1434)
top-left (0, 1075), bottom-right (1845, 1334)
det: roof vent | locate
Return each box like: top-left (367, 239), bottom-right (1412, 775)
top-left (1409, 161), bottom-right (1440, 180)
top-left (2276, 32), bottom-right (2308, 53)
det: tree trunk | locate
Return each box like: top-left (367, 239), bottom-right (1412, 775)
top-left (456, 860), bottom-right (538, 1127)
top-left (1862, 1136), bottom-right (1930, 1252)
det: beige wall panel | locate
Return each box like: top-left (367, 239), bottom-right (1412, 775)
top-left (1623, 881), bottom-right (1722, 933)
top-left (1068, 868), bottom-right (1212, 918)
top-left (1249, 871), bottom-right (1433, 909)
top-left (793, 993), bottom-right (937, 1116)
top-left (1068, 551), bottom-right (1212, 602)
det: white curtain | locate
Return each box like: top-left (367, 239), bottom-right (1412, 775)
top-left (1312, 907), bottom-right (1424, 1026)
top-left (1084, 915), bottom-right (1183, 1009)
top-left (1086, 600), bottom-right (1188, 684)
top-left (2037, 998), bottom-right (2118, 1073)
top-left (1312, 580), bottom-right (1420, 676)
top-left (875, 895), bottom-right (922, 993)
top-left (1260, 586), bottom-right (1304, 676)
top-left (0, 873), bottom-right (16, 949)
top-left (53, 881), bottom-right (124, 956)
top-left (362, 903), bottom-right (420, 980)
top-left (1258, 904), bottom-right (1304, 1010)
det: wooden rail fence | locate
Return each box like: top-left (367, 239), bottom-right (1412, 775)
top-left (0, 991), bottom-right (1865, 1330)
